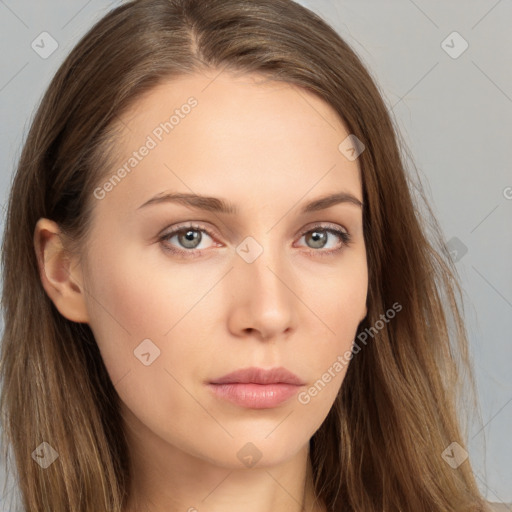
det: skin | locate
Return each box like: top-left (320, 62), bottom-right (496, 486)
top-left (34, 70), bottom-right (368, 512)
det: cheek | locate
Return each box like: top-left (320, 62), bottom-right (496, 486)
top-left (305, 254), bottom-right (367, 335)
top-left (301, 257), bottom-right (367, 383)
top-left (81, 245), bottom-right (170, 380)
top-left (82, 241), bottom-right (227, 386)
top-left (82, 249), bottom-right (214, 439)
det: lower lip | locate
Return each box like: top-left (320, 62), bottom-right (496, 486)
top-left (208, 383), bottom-right (301, 409)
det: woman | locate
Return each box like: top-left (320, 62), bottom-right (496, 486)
top-left (0, 0), bottom-right (492, 510)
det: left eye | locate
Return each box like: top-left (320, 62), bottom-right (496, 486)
top-left (159, 223), bottom-right (351, 257)
top-left (161, 224), bottom-right (216, 252)
top-left (297, 227), bottom-right (351, 251)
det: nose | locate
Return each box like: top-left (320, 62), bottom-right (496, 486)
top-left (226, 241), bottom-right (298, 341)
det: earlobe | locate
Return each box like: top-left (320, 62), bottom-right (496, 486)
top-left (33, 218), bottom-right (90, 323)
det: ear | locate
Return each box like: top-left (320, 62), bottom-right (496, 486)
top-left (33, 218), bottom-right (90, 323)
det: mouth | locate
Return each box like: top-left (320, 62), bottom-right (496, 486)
top-left (208, 366), bottom-right (305, 409)
top-left (209, 366), bottom-right (305, 386)
top-left (207, 382), bottom-right (302, 409)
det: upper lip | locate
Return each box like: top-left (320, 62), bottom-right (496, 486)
top-left (209, 366), bottom-right (305, 386)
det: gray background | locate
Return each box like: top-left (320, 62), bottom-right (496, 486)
top-left (0, 0), bottom-right (510, 510)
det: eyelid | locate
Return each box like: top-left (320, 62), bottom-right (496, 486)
top-left (159, 221), bottom-right (221, 242)
top-left (298, 221), bottom-right (349, 237)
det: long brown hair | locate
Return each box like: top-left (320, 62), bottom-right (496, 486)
top-left (0, 0), bottom-right (490, 510)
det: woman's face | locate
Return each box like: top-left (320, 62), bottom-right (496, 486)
top-left (77, 71), bottom-right (368, 469)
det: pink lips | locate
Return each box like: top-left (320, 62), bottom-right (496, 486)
top-left (208, 366), bottom-right (305, 409)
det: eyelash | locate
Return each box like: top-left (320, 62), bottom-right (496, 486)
top-left (158, 222), bottom-right (353, 259)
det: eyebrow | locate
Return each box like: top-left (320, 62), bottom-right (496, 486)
top-left (137, 191), bottom-right (363, 214)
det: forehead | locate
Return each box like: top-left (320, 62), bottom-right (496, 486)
top-left (93, 71), bottom-right (362, 218)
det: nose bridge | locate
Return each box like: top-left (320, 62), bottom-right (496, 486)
top-left (231, 231), bottom-right (296, 337)
top-left (252, 246), bottom-right (285, 292)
